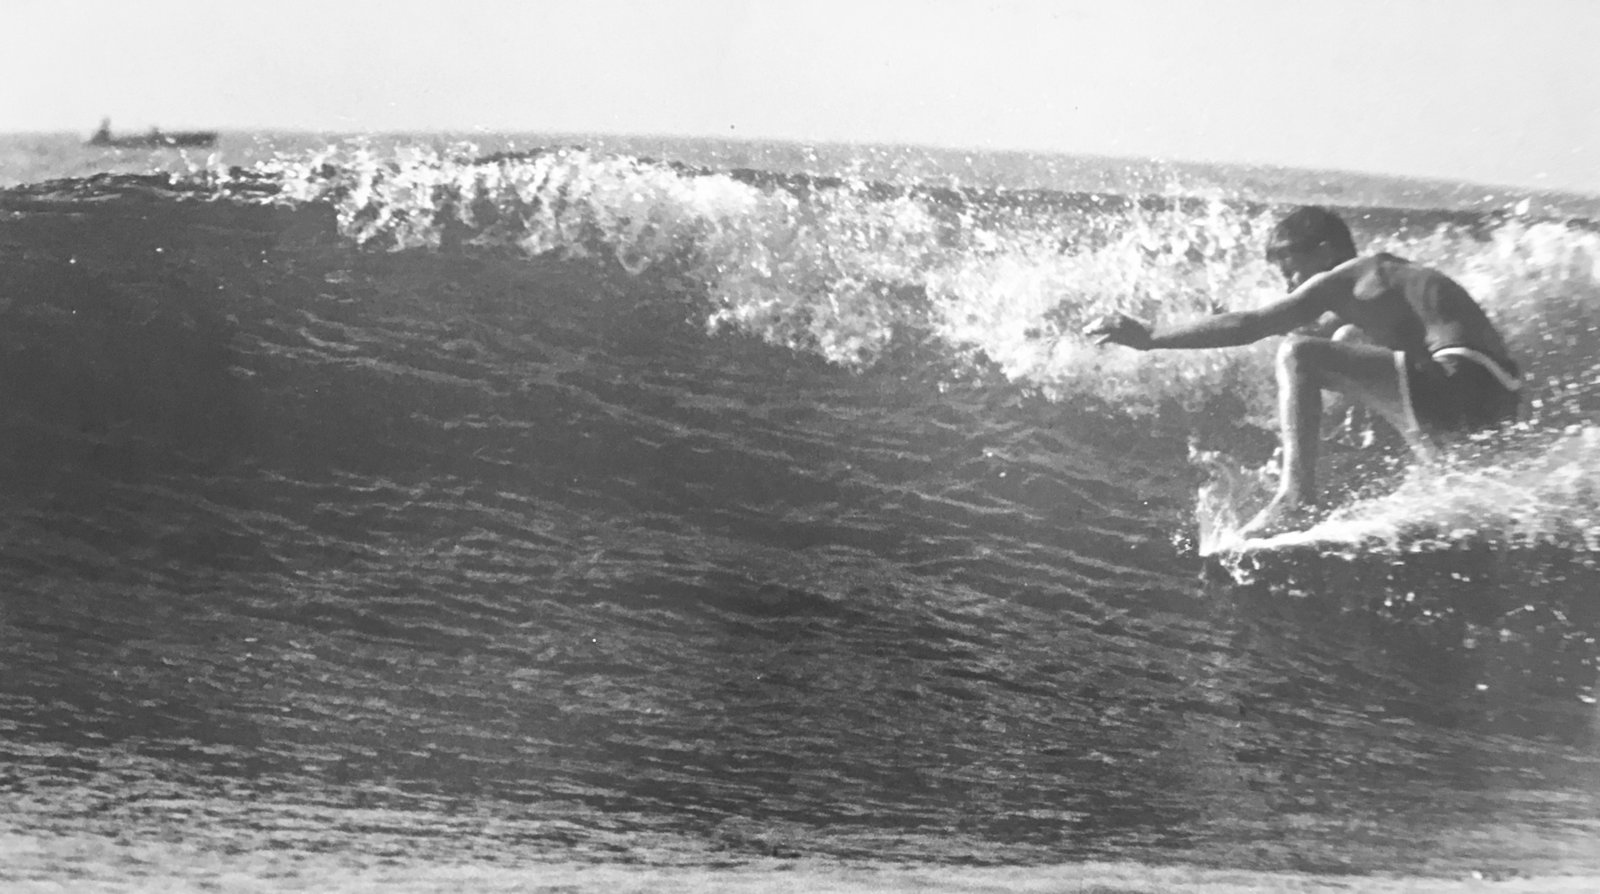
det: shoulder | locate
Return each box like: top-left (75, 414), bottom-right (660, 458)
top-left (1339, 252), bottom-right (1435, 299)
top-left (1294, 256), bottom-right (1370, 298)
top-left (1342, 252), bottom-right (1406, 278)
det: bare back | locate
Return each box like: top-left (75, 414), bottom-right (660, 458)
top-left (1329, 254), bottom-right (1518, 372)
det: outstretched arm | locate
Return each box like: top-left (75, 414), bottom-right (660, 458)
top-left (1086, 309), bottom-right (1285, 350)
top-left (1084, 268), bottom-right (1349, 351)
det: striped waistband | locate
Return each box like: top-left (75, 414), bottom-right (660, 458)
top-left (1433, 346), bottom-right (1522, 392)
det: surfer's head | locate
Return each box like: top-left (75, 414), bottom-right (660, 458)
top-left (1266, 206), bottom-right (1356, 289)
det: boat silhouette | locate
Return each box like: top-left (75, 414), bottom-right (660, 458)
top-left (88, 118), bottom-right (217, 148)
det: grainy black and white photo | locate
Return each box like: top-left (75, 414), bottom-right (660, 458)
top-left (3, 1), bottom-right (1599, 891)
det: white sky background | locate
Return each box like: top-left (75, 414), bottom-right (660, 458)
top-left (3, 0), bottom-right (1597, 193)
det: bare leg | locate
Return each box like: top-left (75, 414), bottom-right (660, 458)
top-left (1322, 325), bottom-right (1368, 444)
top-left (1240, 334), bottom-right (1423, 537)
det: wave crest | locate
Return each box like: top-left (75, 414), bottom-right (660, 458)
top-left (248, 142), bottom-right (1600, 428)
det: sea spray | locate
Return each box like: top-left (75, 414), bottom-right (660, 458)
top-left (7, 137), bottom-right (1600, 881)
top-left (247, 142), bottom-right (1600, 554)
top-left (254, 142), bottom-right (1290, 407)
top-left (1223, 220), bottom-right (1600, 554)
top-left (254, 142), bottom-right (1600, 415)
top-left (1309, 424), bottom-right (1600, 552)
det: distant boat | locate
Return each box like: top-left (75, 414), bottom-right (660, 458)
top-left (88, 118), bottom-right (217, 149)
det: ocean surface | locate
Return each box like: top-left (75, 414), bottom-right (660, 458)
top-left (2, 130), bottom-right (1600, 892)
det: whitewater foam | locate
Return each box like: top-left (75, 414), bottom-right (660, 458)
top-left (249, 142), bottom-right (1599, 411)
top-left (1198, 425), bottom-right (1600, 560)
top-left (253, 143), bottom-right (1290, 400)
top-left (239, 142), bottom-right (1600, 556)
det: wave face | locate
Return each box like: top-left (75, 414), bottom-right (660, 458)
top-left (256, 142), bottom-right (1600, 551)
top-left (3, 140), bottom-right (1600, 882)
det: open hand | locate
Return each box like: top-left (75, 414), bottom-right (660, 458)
top-left (1083, 312), bottom-right (1154, 350)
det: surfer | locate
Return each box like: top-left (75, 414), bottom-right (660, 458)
top-left (1084, 205), bottom-right (1521, 537)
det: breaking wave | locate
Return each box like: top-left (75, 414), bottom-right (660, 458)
top-left (239, 142), bottom-right (1600, 553)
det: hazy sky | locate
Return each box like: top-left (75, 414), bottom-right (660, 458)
top-left (5, 0), bottom-right (1598, 192)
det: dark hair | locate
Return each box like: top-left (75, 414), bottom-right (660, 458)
top-left (1267, 206), bottom-right (1356, 261)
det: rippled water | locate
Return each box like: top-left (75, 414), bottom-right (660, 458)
top-left (2, 136), bottom-right (1599, 891)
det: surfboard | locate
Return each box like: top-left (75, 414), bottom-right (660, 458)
top-left (1218, 525), bottom-right (1333, 555)
top-left (1195, 516), bottom-right (1376, 585)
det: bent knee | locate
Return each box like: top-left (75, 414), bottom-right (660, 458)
top-left (1274, 334), bottom-right (1350, 389)
top-left (1275, 333), bottom-right (1319, 368)
top-left (1331, 324), bottom-right (1367, 344)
